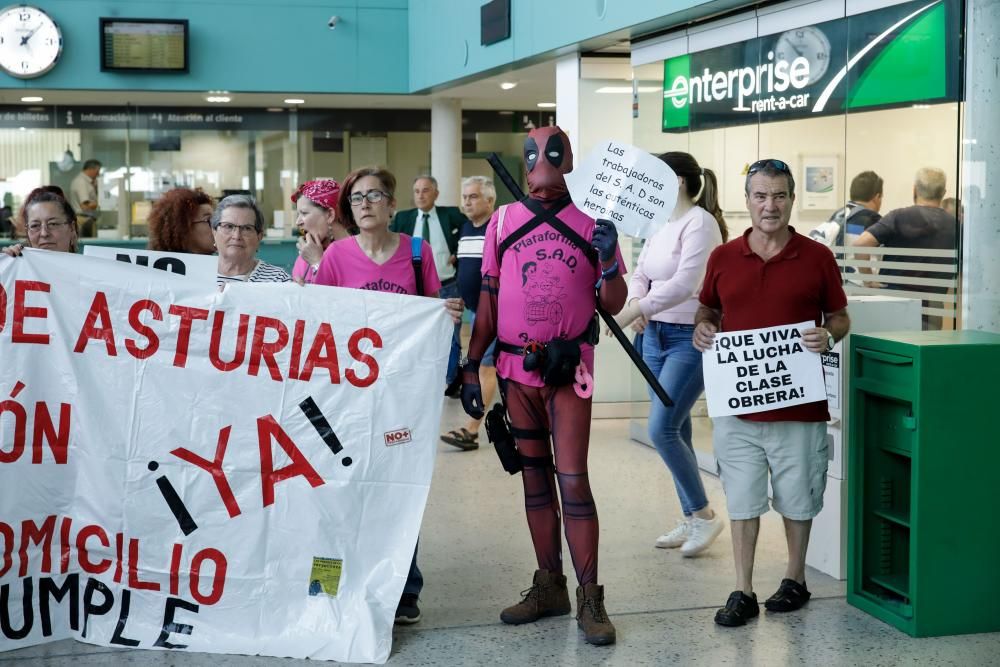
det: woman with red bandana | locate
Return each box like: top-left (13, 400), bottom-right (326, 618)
top-left (291, 179), bottom-right (355, 284)
top-left (461, 127), bottom-right (626, 645)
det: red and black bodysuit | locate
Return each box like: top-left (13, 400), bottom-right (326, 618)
top-left (462, 127), bottom-right (627, 586)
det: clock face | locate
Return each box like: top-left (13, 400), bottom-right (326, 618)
top-left (774, 26), bottom-right (831, 85)
top-left (0, 4), bottom-right (63, 79)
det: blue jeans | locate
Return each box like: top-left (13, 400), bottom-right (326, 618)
top-left (642, 321), bottom-right (709, 516)
top-left (440, 281), bottom-right (461, 384)
top-left (404, 541), bottom-right (423, 596)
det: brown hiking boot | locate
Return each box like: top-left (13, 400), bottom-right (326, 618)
top-left (576, 583), bottom-right (616, 645)
top-left (500, 569), bottom-right (571, 624)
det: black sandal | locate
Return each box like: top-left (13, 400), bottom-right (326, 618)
top-left (440, 428), bottom-right (479, 451)
top-left (764, 578), bottom-right (811, 612)
top-left (714, 591), bottom-right (759, 627)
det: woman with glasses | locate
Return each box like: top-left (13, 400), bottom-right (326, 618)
top-left (212, 194), bottom-right (291, 288)
top-left (291, 179), bottom-right (355, 285)
top-left (147, 187), bottom-right (216, 255)
top-left (3, 187), bottom-right (78, 257)
top-left (313, 166), bottom-right (462, 627)
top-left (614, 151), bottom-right (728, 558)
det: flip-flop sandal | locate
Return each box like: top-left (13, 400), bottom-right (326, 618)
top-left (440, 428), bottom-right (479, 450)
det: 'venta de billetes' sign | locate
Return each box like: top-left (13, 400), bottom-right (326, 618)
top-left (0, 250), bottom-right (452, 663)
top-left (662, 0), bottom-right (960, 132)
top-left (702, 321), bottom-right (827, 418)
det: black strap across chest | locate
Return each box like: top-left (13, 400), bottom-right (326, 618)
top-left (496, 197), bottom-right (598, 269)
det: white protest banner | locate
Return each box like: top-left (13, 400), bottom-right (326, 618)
top-left (0, 249), bottom-right (451, 663)
top-left (83, 245), bottom-right (218, 285)
top-left (702, 321), bottom-right (826, 418)
top-left (564, 140), bottom-right (677, 239)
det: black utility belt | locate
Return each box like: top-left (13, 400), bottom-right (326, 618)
top-left (496, 316), bottom-right (599, 386)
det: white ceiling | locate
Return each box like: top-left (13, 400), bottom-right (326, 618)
top-left (0, 60), bottom-right (557, 111)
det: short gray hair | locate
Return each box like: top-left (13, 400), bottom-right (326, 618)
top-left (914, 167), bottom-right (946, 200)
top-left (211, 194), bottom-right (264, 234)
top-left (462, 176), bottom-right (496, 202)
top-left (413, 174), bottom-right (438, 189)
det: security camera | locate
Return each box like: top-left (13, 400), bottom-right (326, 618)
top-left (328, 15), bottom-right (340, 29)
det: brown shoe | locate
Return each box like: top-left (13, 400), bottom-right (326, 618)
top-left (500, 569), bottom-right (571, 624)
top-left (576, 583), bottom-right (616, 645)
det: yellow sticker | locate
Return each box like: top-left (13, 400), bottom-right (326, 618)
top-left (308, 557), bottom-right (343, 597)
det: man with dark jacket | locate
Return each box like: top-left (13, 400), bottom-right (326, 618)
top-left (808, 170), bottom-right (882, 248)
top-left (392, 175), bottom-right (470, 394)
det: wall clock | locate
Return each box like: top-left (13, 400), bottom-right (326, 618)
top-left (0, 4), bottom-right (63, 79)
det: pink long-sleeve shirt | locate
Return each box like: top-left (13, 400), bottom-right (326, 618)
top-left (628, 206), bottom-right (723, 325)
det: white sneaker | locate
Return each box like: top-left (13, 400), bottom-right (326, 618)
top-left (655, 520), bottom-right (690, 549)
top-left (680, 515), bottom-right (725, 557)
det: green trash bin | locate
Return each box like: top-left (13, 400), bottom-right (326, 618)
top-left (847, 330), bottom-right (1000, 637)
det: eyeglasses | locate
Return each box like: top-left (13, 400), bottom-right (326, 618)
top-left (747, 159), bottom-right (791, 176)
top-left (27, 220), bottom-right (71, 233)
top-left (193, 218), bottom-right (212, 226)
top-left (217, 222), bottom-right (258, 235)
top-left (348, 190), bottom-right (390, 206)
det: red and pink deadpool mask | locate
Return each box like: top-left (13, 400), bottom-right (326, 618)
top-left (524, 126), bottom-right (574, 202)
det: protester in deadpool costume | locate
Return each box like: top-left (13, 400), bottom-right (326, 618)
top-left (461, 126), bottom-right (626, 645)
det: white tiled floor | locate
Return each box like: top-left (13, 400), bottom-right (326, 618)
top-left (5, 400), bottom-right (999, 665)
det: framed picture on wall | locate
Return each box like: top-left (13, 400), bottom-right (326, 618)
top-left (801, 157), bottom-right (838, 210)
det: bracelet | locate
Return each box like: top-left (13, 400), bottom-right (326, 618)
top-left (594, 260), bottom-right (620, 289)
top-left (310, 263), bottom-right (320, 274)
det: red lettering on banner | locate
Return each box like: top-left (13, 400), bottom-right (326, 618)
top-left (287, 319), bottom-right (306, 380)
top-left (31, 401), bottom-right (70, 464)
top-left (189, 548), bottom-right (227, 605)
top-left (125, 299), bottom-right (163, 359)
top-left (168, 304), bottom-right (210, 368)
top-left (346, 328), bottom-right (382, 388)
top-left (171, 425), bottom-right (242, 518)
top-left (299, 322), bottom-right (341, 383)
top-left (169, 543), bottom-right (182, 596)
top-left (127, 537), bottom-right (160, 591)
top-left (59, 516), bottom-right (71, 573)
top-left (114, 531), bottom-right (124, 584)
top-left (0, 397), bottom-right (27, 463)
top-left (76, 524), bottom-right (111, 574)
top-left (0, 522), bottom-right (13, 577)
top-left (18, 515), bottom-right (56, 576)
top-left (209, 311), bottom-right (250, 372)
top-left (73, 291), bottom-right (117, 356)
top-left (257, 414), bottom-right (324, 507)
top-left (248, 316), bottom-right (289, 381)
top-left (0, 283), bottom-right (6, 332)
top-left (12, 280), bottom-right (51, 344)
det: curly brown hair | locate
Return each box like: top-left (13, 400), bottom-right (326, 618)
top-left (147, 188), bottom-right (214, 252)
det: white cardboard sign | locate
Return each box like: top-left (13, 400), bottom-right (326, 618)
top-left (0, 249), bottom-right (451, 663)
top-left (84, 245), bottom-right (218, 285)
top-left (702, 321), bottom-right (827, 418)
top-left (564, 140), bottom-right (677, 239)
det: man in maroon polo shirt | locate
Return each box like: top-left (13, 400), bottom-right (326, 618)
top-left (693, 159), bottom-right (850, 627)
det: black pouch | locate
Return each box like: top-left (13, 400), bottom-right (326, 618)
top-left (485, 403), bottom-right (522, 475)
top-left (540, 338), bottom-right (581, 386)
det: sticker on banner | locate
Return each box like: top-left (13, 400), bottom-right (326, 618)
top-left (309, 558), bottom-right (343, 597)
top-left (702, 321), bottom-right (826, 418)
top-left (564, 140), bottom-right (677, 239)
top-left (384, 428), bottom-right (412, 446)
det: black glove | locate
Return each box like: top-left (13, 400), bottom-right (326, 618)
top-left (460, 360), bottom-right (484, 419)
top-left (592, 219), bottom-right (619, 262)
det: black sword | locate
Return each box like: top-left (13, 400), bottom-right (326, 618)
top-left (486, 153), bottom-right (673, 407)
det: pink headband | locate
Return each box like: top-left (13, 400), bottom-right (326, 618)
top-left (292, 179), bottom-right (341, 210)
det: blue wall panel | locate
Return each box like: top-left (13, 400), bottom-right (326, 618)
top-left (0, 1), bottom-right (408, 93)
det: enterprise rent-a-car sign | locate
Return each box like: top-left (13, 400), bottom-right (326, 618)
top-left (662, 0), bottom-right (960, 132)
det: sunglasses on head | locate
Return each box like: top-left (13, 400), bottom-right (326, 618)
top-left (747, 159), bottom-right (791, 176)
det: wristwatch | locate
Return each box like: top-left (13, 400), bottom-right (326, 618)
top-left (826, 331), bottom-right (836, 351)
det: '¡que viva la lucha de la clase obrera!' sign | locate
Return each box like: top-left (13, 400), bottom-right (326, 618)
top-left (661, 0), bottom-right (960, 132)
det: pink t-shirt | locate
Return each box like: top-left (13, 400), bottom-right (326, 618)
top-left (292, 256), bottom-right (313, 283)
top-left (481, 201), bottom-right (626, 387)
top-left (314, 233), bottom-right (442, 296)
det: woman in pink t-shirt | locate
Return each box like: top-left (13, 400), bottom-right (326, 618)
top-left (291, 179), bottom-right (355, 284)
top-left (313, 166), bottom-right (462, 626)
top-left (616, 151), bottom-right (728, 558)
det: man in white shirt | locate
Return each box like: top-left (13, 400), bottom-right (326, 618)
top-left (70, 159), bottom-right (102, 237)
